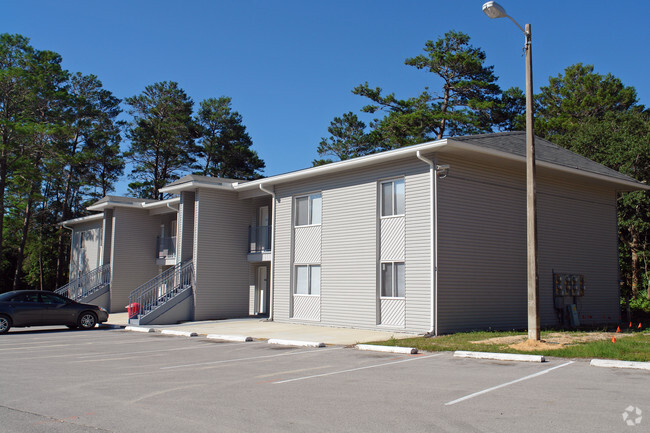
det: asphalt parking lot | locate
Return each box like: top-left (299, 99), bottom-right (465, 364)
top-left (0, 326), bottom-right (647, 433)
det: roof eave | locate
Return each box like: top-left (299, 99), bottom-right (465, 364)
top-left (159, 180), bottom-right (238, 194)
top-left (447, 139), bottom-right (647, 191)
top-left (59, 213), bottom-right (104, 227)
top-left (235, 138), bottom-right (449, 191)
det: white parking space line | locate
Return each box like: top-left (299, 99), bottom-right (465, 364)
top-left (72, 341), bottom-right (252, 361)
top-left (444, 361), bottom-right (575, 406)
top-left (272, 353), bottom-right (443, 384)
top-left (160, 347), bottom-right (343, 370)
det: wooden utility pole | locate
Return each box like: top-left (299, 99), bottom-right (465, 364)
top-left (525, 23), bottom-right (540, 341)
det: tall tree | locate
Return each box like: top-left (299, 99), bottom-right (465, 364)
top-left (534, 64), bottom-right (648, 300)
top-left (195, 97), bottom-right (264, 180)
top-left (0, 34), bottom-right (38, 278)
top-left (535, 63), bottom-right (637, 140)
top-left (125, 81), bottom-right (198, 199)
top-left (313, 112), bottom-right (374, 165)
top-left (11, 46), bottom-right (69, 290)
top-left (52, 72), bottom-right (123, 287)
top-left (352, 30), bottom-right (501, 148)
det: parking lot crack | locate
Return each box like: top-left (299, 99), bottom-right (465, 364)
top-left (0, 404), bottom-right (113, 432)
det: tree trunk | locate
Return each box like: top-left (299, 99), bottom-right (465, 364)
top-left (630, 226), bottom-right (640, 298)
top-left (0, 154), bottom-right (7, 268)
top-left (55, 158), bottom-right (76, 288)
top-left (12, 184), bottom-right (37, 291)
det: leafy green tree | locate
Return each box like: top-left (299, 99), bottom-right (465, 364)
top-left (125, 81), bottom-right (198, 199)
top-left (535, 63), bottom-right (637, 139)
top-left (491, 86), bottom-right (526, 132)
top-left (195, 97), bottom-right (264, 180)
top-left (51, 72), bottom-right (123, 286)
top-left (0, 34), bottom-right (38, 277)
top-left (534, 64), bottom-right (648, 300)
top-left (313, 112), bottom-right (374, 165)
top-left (352, 30), bottom-right (501, 148)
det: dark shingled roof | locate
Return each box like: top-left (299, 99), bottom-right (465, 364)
top-left (451, 131), bottom-right (643, 185)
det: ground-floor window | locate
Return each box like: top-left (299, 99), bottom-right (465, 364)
top-left (294, 264), bottom-right (321, 295)
top-left (381, 262), bottom-right (405, 298)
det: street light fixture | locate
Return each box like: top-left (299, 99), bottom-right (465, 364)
top-left (482, 1), bottom-right (540, 341)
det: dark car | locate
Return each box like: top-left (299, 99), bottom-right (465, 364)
top-left (0, 290), bottom-right (109, 334)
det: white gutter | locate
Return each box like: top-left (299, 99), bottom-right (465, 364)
top-left (141, 197), bottom-right (180, 208)
top-left (416, 151), bottom-right (438, 336)
top-left (58, 213), bottom-right (104, 226)
top-left (160, 180), bottom-right (238, 194)
top-left (259, 183), bottom-right (276, 321)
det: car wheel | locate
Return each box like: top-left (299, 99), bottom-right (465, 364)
top-left (78, 312), bottom-right (97, 330)
top-left (0, 315), bottom-right (11, 334)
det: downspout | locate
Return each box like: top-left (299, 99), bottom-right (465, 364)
top-left (259, 184), bottom-right (276, 321)
top-left (416, 151), bottom-right (438, 336)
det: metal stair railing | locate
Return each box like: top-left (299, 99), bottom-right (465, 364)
top-left (55, 264), bottom-right (111, 301)
top-left (128, 261), bottom-right (194, 321)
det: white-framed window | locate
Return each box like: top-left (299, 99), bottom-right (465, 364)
top-left (380, 178), bottom-right (405, 217)
top-left (294, 265), bottom-right (321, 295)
top-left (295, 193), bottom-right (322, 226)
top-left (381, 262), bottom-right (405, 298)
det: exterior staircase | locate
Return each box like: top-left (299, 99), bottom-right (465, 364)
top-left (128, 261), bottom-right (194, 326)
top-left (55, 264), bottom-right (110, 304)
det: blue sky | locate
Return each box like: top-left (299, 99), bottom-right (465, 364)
top-left (4, 0), bottom-right (649, 195)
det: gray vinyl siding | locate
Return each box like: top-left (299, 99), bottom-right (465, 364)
top-left (109, 207), bottom-right (161, 312)
top-left (101, 210), bottom-right (113, 266)
top-left (537, 178), bottom-right (619, 325)
top-left (193, 188), bottom-right (253, 320)
top-left (69, 220), bottom-right (103, 279)
top-left (273, 158), bottom-right (431, 332)
top-left (178, 191), bottom-right (195, 262)
top-left (436, 155), bottom-right (620, 333)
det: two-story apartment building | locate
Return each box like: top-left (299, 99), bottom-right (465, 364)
top-left (60, 132), bottom-right (647, 334)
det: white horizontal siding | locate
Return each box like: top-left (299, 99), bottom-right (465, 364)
top-left (436, 154), bottom-right (620, 333)
top-left (193, 188), bottom-right (253, 320)
top-left (273, 158), bottom-right (431, 332)
top-left (109, 207), bottom-right (162, 312)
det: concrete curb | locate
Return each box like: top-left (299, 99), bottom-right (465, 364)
top-left (161, 329), bottom-right (198, 337)
top-left (356, 344), bottom-right (418, 354)
top-left (268, 338), bottom-right (325, 348)
top-left (590, 359), bottom-right (650, 370)
top-left (99, 324), bottom-right (124, 329)
top-left (206, 334), bottom-right (253, 342)
top-left (454, 350), bottom-right (545, 363)
top-left (124, 326), bottom-right (155, 333)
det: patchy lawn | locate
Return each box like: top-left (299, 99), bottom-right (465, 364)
top-left (372, 330), bottom-right (650, 362)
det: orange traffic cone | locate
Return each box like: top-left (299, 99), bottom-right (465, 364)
top-left (616, 326), bottom-right (621, 333)
top-left (611, 335), bottom-right (616, 343)
top-left (639, 323), bottom-right (643, 329)
top-left (629, 322), bottom-right (633, 328)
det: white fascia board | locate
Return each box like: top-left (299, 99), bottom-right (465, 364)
top-left (159, 180), bottom-right (238, 194)
top-left (448, 139), bottom-right (648, 192)
top-left (87, 201), bottom-right (146, 212)
top-left (58, 213), bottom-right (104, 226)
top-left (141, 197), bottom-right (180, 209)
top-left (235, 139), bottom-right (449, 191)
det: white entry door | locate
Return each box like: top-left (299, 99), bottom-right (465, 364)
top-left (257, 266), bottom-right (268, 315)
top-left (258, 206), bottom-right (269, 227)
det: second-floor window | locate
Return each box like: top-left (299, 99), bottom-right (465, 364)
top-left (295, 193), bottom-right (322, 226)
top-left (380, 179), bottom-right (405, 217)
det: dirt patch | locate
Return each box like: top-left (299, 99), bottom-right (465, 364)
top-left (471, 332), bottom-right (633, 351)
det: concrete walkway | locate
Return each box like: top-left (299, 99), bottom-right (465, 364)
top-left (105, 312), bottom-right (419, 346)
